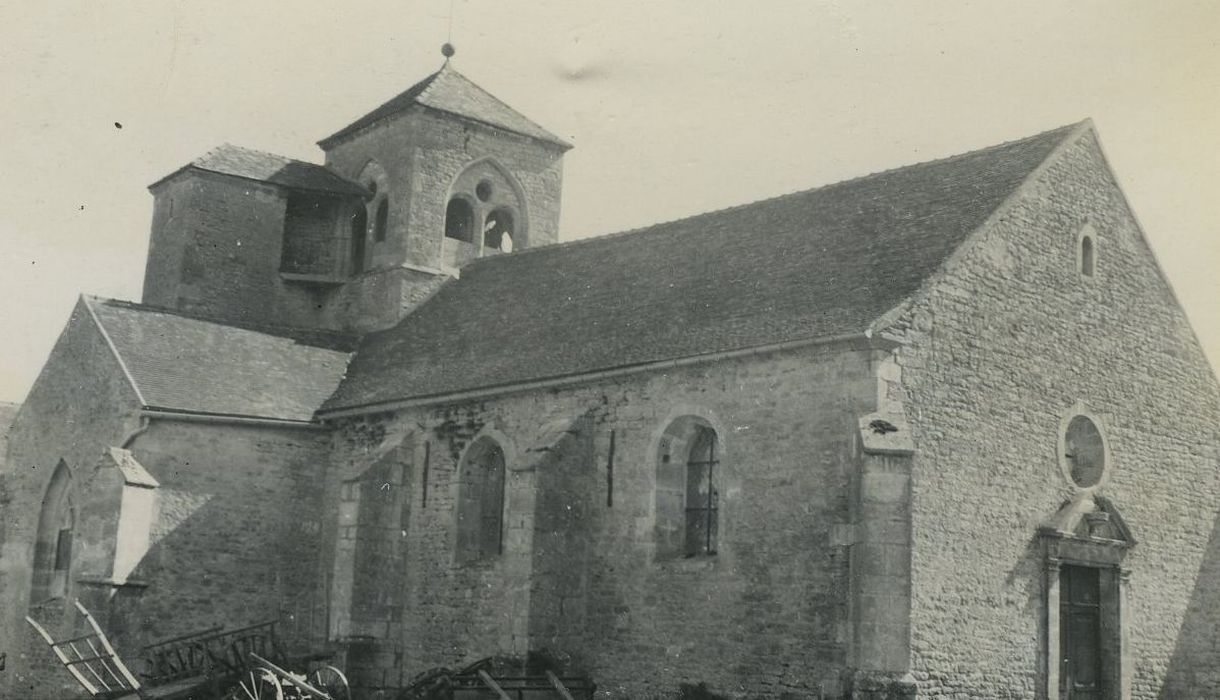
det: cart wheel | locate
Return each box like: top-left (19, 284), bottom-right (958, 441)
top-left (231, 669), bottom-right (285, 700)
top-left (308, 664), bottom-right (351, 700)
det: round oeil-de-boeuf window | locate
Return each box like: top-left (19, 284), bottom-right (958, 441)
top-left (1064, 415), bottom-right (1106, 488)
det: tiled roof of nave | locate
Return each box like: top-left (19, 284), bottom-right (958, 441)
top-left (322, 122), bottom-right (1084, 413)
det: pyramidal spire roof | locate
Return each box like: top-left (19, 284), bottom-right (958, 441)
top-left (319, 63), bottom-right (571, 149)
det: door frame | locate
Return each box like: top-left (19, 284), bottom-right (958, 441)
top-left (1042, 538), bottom-right (1131, 700)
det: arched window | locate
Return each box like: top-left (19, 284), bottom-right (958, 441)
top-left (445, 198), bottom-right (475, 243)
top-left (31, 460), bottom-right (75, 603)
top-left (483, 208), bottom-right (514, 252)
top-left (349, 205), bottom-right (368, 275)
top-left (1080, 235), bottom-right (1095, 277)
top-left (456, 437), bottom-right (506, 563)
top-left (656, 418), bottom-right (719, 558)
top-left (373, 198), bottom-right (389, 243)
top-left (443, 160), bottom-right (529, 258)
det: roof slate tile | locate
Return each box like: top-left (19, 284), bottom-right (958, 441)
top-left (154, 144), bottom-right (368, 196)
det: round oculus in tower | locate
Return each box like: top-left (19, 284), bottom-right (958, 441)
top-left (476, 179), bottom-right (494, 202)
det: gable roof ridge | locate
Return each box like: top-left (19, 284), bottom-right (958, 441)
top-left (82, 295), bottom-right (149, 406)
top-left (195, 142), bottom-right (333, 173)
top-left (198, 142), bottom-right (280, 164)
top-left (315, 66), bottom-right (451, 147)
top-left (462, 120), bottom-right (1088, 271)
top-left (869, 120), bottom-right (1091, 336)
top-left (414, 64), bottom-right (447, 102)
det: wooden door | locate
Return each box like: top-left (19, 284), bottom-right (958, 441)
top-left (1061, 565), bottom-right (1102, 700)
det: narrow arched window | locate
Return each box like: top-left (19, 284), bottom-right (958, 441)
top-left (484, 209), bottom-right (515, 252)
top-left (456, 438), bottom-right (506, 563)
top-left (656, 418), bottom-right (720, 558)
top-left (31, 461), bottom-right (75, 603)
top-left (349, 205), bottom-right (368, 275)
top-left (373, 199), bottom-right (389, 243)
top-left (445, 198), bottom-right (475, 243)
top-left (1080, 235), bottom-right (1095, 277)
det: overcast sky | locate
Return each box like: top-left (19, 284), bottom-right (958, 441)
top-left (1, 1), bottom-right (1217, 403)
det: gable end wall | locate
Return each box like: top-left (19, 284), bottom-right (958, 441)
top-left (0, 301), bottom-right (144, 699)
top-left (893, 128), bottom-right (1220, 698)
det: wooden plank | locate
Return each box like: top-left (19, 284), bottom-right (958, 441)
top-left (75, 600), bottom-right (143, 691)
top-left (85, 637), bottom-right (129, 691)
top-left (26, 615), bottom-right (100, 696)
top-left (545, 671), bottom-right (577, 700)
top-left (476, 670), bottom-right (514, 700)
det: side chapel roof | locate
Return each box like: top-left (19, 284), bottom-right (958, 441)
top-left (85, 297), bottom-right (354, 422)
top-left (149, 144), bottom-right (369, 197)
top-left (322, 122), bottom-right (1086, 414)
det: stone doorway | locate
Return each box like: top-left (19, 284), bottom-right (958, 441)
top-left (1039, 493), bottom-right (1135, 700)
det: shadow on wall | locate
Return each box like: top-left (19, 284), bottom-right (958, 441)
top-left (1003, 534), bottom-right (1045, 620)
top-left (1160, 503), bottom-right (1220, 697)
top-left (105, 481), bottom-right (327, 662)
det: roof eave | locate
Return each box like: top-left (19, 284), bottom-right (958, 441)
top-left (140, 406), bottom-right (326, 430)
top-left (318, 330), bottom-right (893, 420)
top-left (149, 164), bottom-right (370, 198)
top-left (318, 102), bottom-right (572, 152)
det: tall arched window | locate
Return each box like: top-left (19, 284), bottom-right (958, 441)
top-left (1080, 235), bottom-right (1095, 277)
top-left (456, 437), bottom-right (506, 563)
top-left (445, 198), bottom-right (475, 243)
top-left (656, 418), bottom-right (720, 558)
top-left (1077, 223), bottom-right (1098, 278)
top-left (373, 198), bottom-right (389, 243)
top-left (31, 460), bottom-right (75, 603)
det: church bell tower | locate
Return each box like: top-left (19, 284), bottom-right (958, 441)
top-left (141, 46), bottom-right (570, 335)
top-left (316, 46), bottom-right (572, 331)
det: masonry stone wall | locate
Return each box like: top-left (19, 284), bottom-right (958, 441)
top-left (326, 342), bottom-right (891, 699)
top-left (890, 129), bottom-right (1220, 698)
top-left (142, 176), bottom-right (194, 309)
top-left (145, 173), bottom-right (282, 323)
top-left (0, 301), bottom-right (143, 700)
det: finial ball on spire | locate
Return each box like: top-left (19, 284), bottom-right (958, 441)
top-left (441, 43), bottom-right (456, 59)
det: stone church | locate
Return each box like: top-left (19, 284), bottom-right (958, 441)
top-left (1, 53), bottom-right (1218, 700)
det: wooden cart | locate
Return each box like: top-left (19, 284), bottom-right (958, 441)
top-left (27, 600), bottom-right (349, 700)
top-left (26, 600), bottom-right (231, 699)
